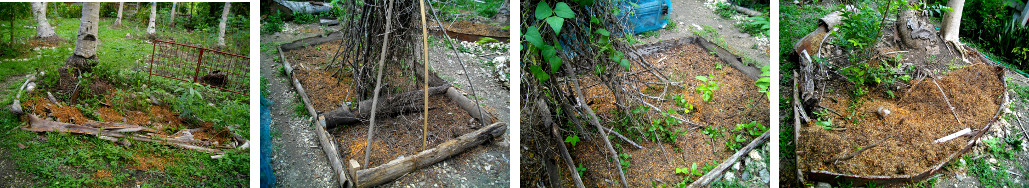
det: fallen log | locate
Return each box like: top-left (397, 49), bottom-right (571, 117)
top-left (10, 75), bottom-right (37, 115)
top-left (687, 131), bottom-right (769, 188)
top-left (355, 122), bottom-right (506, 187)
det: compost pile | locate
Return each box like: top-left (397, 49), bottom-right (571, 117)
top-left (793, 3), bottom-right (1007, 179)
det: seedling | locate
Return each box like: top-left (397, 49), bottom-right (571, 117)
top-left (564, 135), bottom-right (580, 147)
top-left (694, 73), bottom-right (719, 102)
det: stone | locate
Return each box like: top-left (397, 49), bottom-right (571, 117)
top-left (816, 182), bottom-right (832, 188)
top-left (724, 172), bottom-right (735, 181)
top-left (989, 158), bottom-right (998, 164)
top-left (749, 149), bottom-right (762, 161)
top-left (733, 162), bottom-right (741, 171)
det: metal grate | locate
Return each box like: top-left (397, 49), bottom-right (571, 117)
top-left (148, 39), bottom-right (249, 96)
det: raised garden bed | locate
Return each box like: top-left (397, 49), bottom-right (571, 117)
top-left (525, 36), bottom-right (769, 187)
top-left (277, 34), bottom-right (503, 187)
top-left (791, 9), bottom-right (1008, 184)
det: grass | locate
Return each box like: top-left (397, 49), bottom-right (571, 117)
top-left (0, 16), bottom-right (249, 187)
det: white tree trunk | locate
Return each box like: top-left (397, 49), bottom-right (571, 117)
top-left (218, 2), bottom-right (230, 46)
top-left (114, 2), bottom-right (123, 26)
top-left (66, 2), bottom-right (100, 69)
top-left (942, 0), bottom-right (965, 42)
top-left (170, 2), bottom-right (176, 27)
top-left (31, 2), bottom-right (57, 39)
top-left (147, 2), bottom-right (156, 38)
top-left (1021, 2), bottom-right (1029, 27)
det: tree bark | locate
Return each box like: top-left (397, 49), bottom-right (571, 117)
top-left (355, 122), bottom-right (506, 187)
top-left (1021, 1), bottom-right (1029, 27)
top-left (687, 132), bottom-right (769, 188)
top-left (67, 2), bottom-right (100, 70)
top-left (942, 0), bottom-right (965, 42)
top-left (169, 2), bottom-right (176, 27)
top-left (218, 2), bottom-right (230, 46)
top-left (113, 2), bottom-right (124, 27)
top-left (31, 2), bottom-right (60, 43)
top-left (147, 2), bottom-right (156, 39)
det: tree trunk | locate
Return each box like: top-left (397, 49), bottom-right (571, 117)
top-left (1021, 2), bottom-right (1029, 27)
top-left (67, 2), bottom-right (100, 70)
top-left (217, 2), bottom-right (230, 46)
top-left (146, 2), bottom-right (156, 39)
top-left (169, 2), bottom-right (176, 27)
top-left (942, 0), bottom-right (965, 42)
top-left (31, 2), bottom-right (59, 42)
top-left (113, 2), bottom-right (123, 27)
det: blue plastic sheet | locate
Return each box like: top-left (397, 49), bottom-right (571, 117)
top-left (260, 96), bottom-right (276, 188)
top-left (620, 0), bottom-right (672, 34)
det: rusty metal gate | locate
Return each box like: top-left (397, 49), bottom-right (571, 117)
top-left (148, 39), bottom-right (249, 96)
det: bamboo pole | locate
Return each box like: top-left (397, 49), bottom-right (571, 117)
top-left (419, 0), bottom-right (429, 151)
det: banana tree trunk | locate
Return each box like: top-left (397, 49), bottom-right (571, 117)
top-left (1021, 1), bottom-right (1029, 27)
top-left (170, 2), bottom-right (176, 27)
top-left (218, 2), bottom-right (230, 46)
top-left (114, 2), bottom-right (123, 26)
top-left (31, 2), bottom-right (59, 42)
top-left (147, 2), bottom-right (156, 38)
top-left (942, 0), bottom-right (965, 42)
top-left (66, 2), bottom-right (100, 69)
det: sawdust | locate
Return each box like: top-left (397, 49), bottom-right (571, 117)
top-left (430, 20), bottom-right (509, 38)
top-left (568, 42), bottom-right (769, 187)
top-left (132, 154), bottom-right (170, 171)
top-left (798, 63), bottom-right (1004, 176)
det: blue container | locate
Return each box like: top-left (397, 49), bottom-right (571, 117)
top-left (620, 0), bottom-right (672, 34)
top-left (260, 96), bottom-right (276, 188)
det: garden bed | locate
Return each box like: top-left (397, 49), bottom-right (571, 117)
top-left (278, 34), bottom-right (502, 187)
top-left (537, 37), bottom-right (769, 187)
top-left (791, 8), bottom-right (1008, 184)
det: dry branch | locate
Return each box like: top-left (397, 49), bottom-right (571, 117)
top-left (365, 0), bottom-right (394, 167)
top-left (824, 136), bottom-right (894, 164)
top-left (538, 99), bottom-right (586, 188)
top-left (687, 131), bottom-right (769, 188)
top-left (355, 122), bottom-right (506, 187)
top-left (932, 78), bottom-right (963, 126)
top-left (22, 114), bottom-right (222, 153)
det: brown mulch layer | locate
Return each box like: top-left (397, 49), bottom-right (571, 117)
top-left (430, 20), bottom-right (509, 38)
top-left (333, 95), bottom-right (479, 167)
top-left (287, 41), bottom-right (423, 112)
top-left (798, 63), bottom-right (1004, 176)
top-left (561, 43), bottom-right (769, 187)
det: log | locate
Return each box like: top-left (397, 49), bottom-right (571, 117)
top-left (538, 99), bottom-right (586, 188)
top-left (445, 87), bottom-right (494, 124)
top-left (355, 122), bottom-right (506, 187)
top-left (687, 131), bottom-right (769, 188)
top-left (10, 75), bottom-right (36, 115)
top-left (282, 45), bottom-right (352, 188)
top-left (730, 4), bottom-right (763, 17)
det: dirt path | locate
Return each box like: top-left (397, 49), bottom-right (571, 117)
top-left (643, 0), bottom-right (769, 66)
top-left (262, 25), bottom-right (339, 187)
top-left (0, 74), bottom-right (36, 187)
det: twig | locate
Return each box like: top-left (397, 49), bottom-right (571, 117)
top-left (932, 78), bottom-right (964, 126)
top-left (364, 0), bottom-right (393, 168)
top-left (537, 99), bottom-right (586, 188)
top-left (824, 136), bottom-right (894, 164)
top-left (600, 126), bottom-right (642, 149)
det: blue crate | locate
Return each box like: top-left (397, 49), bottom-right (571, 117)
top-left (620, 0), bottom-right (672, 34)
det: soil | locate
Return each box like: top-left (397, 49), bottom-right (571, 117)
top-left (798, 63), bottom-right (1004, 177)
top-left (533, 41), bottom-right (769, 187)
top-left (644, 0), bottom-right (770, 67)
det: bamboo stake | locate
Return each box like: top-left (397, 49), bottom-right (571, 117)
top-left (932, 78), bottom-right (964, 126)
top-left (419, 0), bottom-right (429, 151)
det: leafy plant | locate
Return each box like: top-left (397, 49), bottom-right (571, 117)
top-left (695, 73), bottom-right (720, 102)
top-left (671, 94), bottom-right (694, 114)
top-left (756, 65), bottom-right (771, 99)
top-left (741, 16), bottom-right (770, 36)
top-left (576, 164), bottom-right (587, 177)
top-left (735, 121), bottom-right (767, 136)
top-left (565, 134), bottom-right (580, 147)
top-left (618, 153), bottom-right (631, 172)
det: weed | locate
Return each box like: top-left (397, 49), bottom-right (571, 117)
top-left (618, 153), bottom-right (631, 172)
top-left (564, 134), bottom-right (580, 147)
top-left (695, 73), bottom-right (720, 102)
top-left (670, 94), bottom-right (694, 114)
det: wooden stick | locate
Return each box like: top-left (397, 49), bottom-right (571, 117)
top-left (824, 136), bottom-right (894, 164)
top-left (419, 0), bottom-right (429, 151)
top-left (600, 126), bottom-right (643, 149)
top-left (364, 0), bottom-right (393, 168)
top-left (538, 99), bottom-right (586, 188)
top-left (569, 76), bottom-right (628, 188)
top-left (793, 71), bottom-right (805, 184)
top-left (934, 128), bottom-right (971, 143)
top-left (355, 122), bottom-right (506, 187)
top-left (687, 131), bottom-right (769, 188)
top-left (23, 114), bottom-right (221, 153)
top-left (932, 78), bottom-right (964, 126)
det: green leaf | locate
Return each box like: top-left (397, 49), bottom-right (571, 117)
top-left (565, 135), bottom-right (580, 146)
top-left (524, 26), bottom-right (545, 48)
top-left (675, 167), bottom-right (688, 174)
top-left (620, 59), bottom-right (630, 70)
top-left (546, 16), bottom-right (565, 35)
top-left (578, 0), bottom-right (594, 6)
top-left (695, 76), bottom-right (708, 82)
top-left (595, 28), bottom-right (610, 36)
top-left (535, 2), bottom-right (553, 20)
top-left (703, 93), bottom-right (712, 102)
top-left (554, 2), bottom-right (575, 18)
top-left (529, 65), bottom-right (549, 82)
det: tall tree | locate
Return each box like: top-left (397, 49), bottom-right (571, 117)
top-left (67, 2), bottom-right (100, 70)
top-left (218, 2), bottom-right (230, 46)
top-left (113, 2), bottom-right (124, 27)
top-left (941, 0), bottom-right (965, 42)
top-left (169, 2), bottom-right (176, 27)
top-left (146, 2), bottom-right (156, 38)
top-left (0, 3), bottom-right (30, 47)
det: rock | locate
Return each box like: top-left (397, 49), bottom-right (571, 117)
top-left (816, 182), bottom-right (832, 188)
top-left (760, 170), bottom-right (769, 184)
top-left (692, 24), bottom-right (703, 31)
top-left (738, 34), bottom-right (750, 38)
top-left (125, 33), bottom-right (131, 38)
top-left (749, 149), bottom-right (762, 161)
top-left (741, 170), bottom-right (751, 180)
top-left (733, 162), bottom-right (741, 171)
top-left (989, 158), bottom-right (998, 164)
top-left (724, 172), bottom-right (735, 181)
